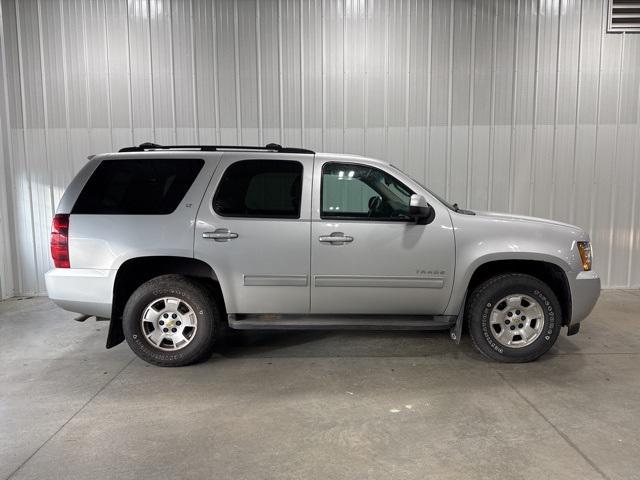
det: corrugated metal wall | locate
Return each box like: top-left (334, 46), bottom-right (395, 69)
top-left (0, 0), bottom-right (638, 298)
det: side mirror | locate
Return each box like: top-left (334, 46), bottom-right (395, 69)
top-left (409, 194), bottom-right (434, 225)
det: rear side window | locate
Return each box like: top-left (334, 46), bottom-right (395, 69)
top-left (72, 158), bottom-right (204, 215)
top-left (213, 160), bottom-right (302, 218)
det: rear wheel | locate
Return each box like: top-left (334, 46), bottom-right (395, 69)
top-left (466, 273), bottom-right (562, 363)
top-left (123, 275), bottom-right (220, 366)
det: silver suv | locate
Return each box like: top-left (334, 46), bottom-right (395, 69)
top-left (45, 143), bottom-right (600, 366)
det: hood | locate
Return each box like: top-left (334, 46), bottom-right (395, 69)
top-left (471, 210), bottom-right (583, 233)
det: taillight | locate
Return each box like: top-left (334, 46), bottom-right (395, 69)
top-left (51, 214), bottom-right (70, 268)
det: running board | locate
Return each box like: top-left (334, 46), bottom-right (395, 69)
top-left (228, 314), bottom-right (456, 331)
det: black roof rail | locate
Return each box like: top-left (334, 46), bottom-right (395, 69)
top-left (118, 142), bottom-right (315, 154)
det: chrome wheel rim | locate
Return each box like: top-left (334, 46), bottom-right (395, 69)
top-left (489, 294), bottom-right (545, 349)
top-left (141, 297), bottom-right (198, 351)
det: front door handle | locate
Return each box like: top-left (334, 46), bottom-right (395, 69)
top-left (203, 228), bottom-right (239, 242)
top-left (318, 232), bottom-right (353, 245)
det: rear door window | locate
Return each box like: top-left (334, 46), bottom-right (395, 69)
top-left (213, 160), bottom-right (303, 218)
top-left (72, 158), bottom-right (204, 215)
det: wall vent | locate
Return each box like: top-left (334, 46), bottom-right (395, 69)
top-left (608, 0), bottom-right (640, 32)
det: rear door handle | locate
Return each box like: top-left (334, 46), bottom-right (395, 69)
top-left (318, 232), bottom-right (353, 245)
top-left (203, 228), bottom-right (239, 242)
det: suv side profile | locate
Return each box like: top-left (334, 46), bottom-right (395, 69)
top-left (46, 143), bottom-right (601, 366)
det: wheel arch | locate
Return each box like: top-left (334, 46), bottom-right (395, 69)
top-left (107, 256), bottom-right (224, 348)
top-left (461, 258), bottom-right (572, 327)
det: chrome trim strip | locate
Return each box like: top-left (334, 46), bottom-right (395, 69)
top-left (314, 275), bottom-right (445, 289)
top-left (243, 275), bottom-right (309, 287)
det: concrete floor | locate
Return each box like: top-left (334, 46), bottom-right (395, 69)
top-left (1, 291), bottom-right (639, 480)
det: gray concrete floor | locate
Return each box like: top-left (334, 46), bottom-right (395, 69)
top-left (1, 291), bottom-right (639, 480)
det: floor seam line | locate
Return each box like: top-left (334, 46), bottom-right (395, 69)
top-left (617, 289), bottom-right (640, 298)
top-left (496, 371), bottom-right (611, 480)
top-left (549, 352), bottom-right (639, 356)
top-left (4, 356), bottom-right (136, 480)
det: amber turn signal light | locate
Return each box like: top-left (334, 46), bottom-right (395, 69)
top-left (577, 241), bottom-right (592, 271)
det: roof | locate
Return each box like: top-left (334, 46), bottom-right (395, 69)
top-left (111, 142), bottom-right (389, 168)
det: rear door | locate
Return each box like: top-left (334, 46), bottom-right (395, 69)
top-left (194, 153), bottom-right (313, 314)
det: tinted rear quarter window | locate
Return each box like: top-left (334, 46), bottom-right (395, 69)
top-left (73, 158), bottom-right (204, 215)
top-left (213, 160), bottom-right (303, 218)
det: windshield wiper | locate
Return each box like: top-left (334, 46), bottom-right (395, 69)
top-left (451, 202), bottom-right (476, 215)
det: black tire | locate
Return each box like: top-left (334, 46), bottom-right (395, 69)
top-left (123, 275), bottom-right (221, 367)
top-left (466, 273), bottom-right (562, 363)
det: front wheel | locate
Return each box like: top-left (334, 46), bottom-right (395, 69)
top-left (466, 273), bottom-right (562, 363)
top-left (123, 275), bottom-right (220, 367)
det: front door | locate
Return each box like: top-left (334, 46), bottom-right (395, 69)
top-left (310, 158), bottom-right (455, 314)
top-left (195, 153), bottom-right (313, 314)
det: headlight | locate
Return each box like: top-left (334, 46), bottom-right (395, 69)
top-left (577, 241), bottom-right (592, 271)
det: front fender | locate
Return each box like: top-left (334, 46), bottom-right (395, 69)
top-left (444, 212), bottom-right (586, 316)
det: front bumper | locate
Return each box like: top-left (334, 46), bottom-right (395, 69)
top-left (567, 270), bottom-right (601, 326)
top-left (45, 268), bottom-right (116, 318)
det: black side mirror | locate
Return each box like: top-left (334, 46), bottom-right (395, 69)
top-left (409, 194), bottom-right (435, 225)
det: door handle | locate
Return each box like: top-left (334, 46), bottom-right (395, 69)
top-left (318, 232), bottom-right (353, 245)
top-left (203, 229), bottom-right (239, 242)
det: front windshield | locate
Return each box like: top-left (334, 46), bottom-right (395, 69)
top-left (389, 164), bottom-right (458, 211)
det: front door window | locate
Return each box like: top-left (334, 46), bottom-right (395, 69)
top-left (321, 163), bottom-right (413, 221)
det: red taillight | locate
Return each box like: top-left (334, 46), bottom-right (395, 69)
top-left (51, 214), bottom-right (70, 268)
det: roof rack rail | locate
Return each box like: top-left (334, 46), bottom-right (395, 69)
top-left (118, 142), bottom-right (315, 154)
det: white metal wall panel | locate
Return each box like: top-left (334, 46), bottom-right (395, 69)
top-left (0, 0), bottom-right (639, 298)
top-left (0, 46), bottom-right (13, 299)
